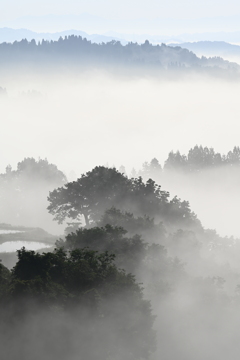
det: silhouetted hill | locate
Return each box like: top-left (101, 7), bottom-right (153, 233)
top-left (4, 13), bottom-right (240, 35)
top-left (0, 223), bottom-right (56, 245)
top-left (0, 36), bottom-right (238, 73)
top-left (170, 41), bottom-right (240, 59)
top-left (0, 27), bottom-right (126, 45)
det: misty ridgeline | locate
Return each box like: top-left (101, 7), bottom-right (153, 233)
top-left (2, 36), bottom-right (240, 360)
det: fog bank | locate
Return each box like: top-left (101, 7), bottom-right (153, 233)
top-left (1, 72), bottom-right (240, 235)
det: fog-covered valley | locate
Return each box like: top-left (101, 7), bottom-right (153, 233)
top-left (1, 70), bottom-right (240, 174)
top-left (1, 34), bottom-right (240, 360)
top-left (1, 66), bottom-right (240, 235)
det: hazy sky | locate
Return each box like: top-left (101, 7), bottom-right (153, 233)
top-left (1, 0), bottom-right (240, 22)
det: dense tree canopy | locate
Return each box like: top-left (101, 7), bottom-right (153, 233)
top-left (55, 222), bottom-right (189, 308)
top-left (164, 145), bottom-right (240, 172)
top-left (48, 166), bottom-right (131, 226)
top-left (57, 224), bottom-right (147, 274)
top-left (48, 166), bottom-right (200, 230)
top-left (99, 207), bottom-right (160, 234)
top-left (0, 261), bottom-right (10, 301)
top-left (97, 207), bottom-right (166, 245)
top-left (0, 247), bottom-right (156, 360)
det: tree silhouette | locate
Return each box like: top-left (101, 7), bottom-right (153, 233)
top-left (48, 166), bottom-right (200, 230)
top-left (6, 246), bottom-right (156, 360)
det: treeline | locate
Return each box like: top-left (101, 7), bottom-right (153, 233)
top-left (0, 158), bottom-right (67, 232)
top-left (165, 145), bottom-right (240, 172)
top-left (0, 36), bottom-right (237, 70)
top-left (127, 146), bottom-right (240, 180)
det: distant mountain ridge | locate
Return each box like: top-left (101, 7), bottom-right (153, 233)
top-left (4, 27), bottom-right (240, 47)
top-left (0, 27), bottom-right (127, 45)
top-left (170, 41), bottom-right (240, 57)
top-left (4, 13), bottom-right (240, 34)
top-left (0, 224), bottom-right (56, 245)
top-left (0, 36), bottom-right (238, 74)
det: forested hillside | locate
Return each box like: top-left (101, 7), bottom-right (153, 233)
top-left (1, 160), bottom-right (240, 359)
top-left (0, 36), bottom-right (238, 72)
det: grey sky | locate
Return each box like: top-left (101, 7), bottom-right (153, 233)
top-left (1, 0), bottom-right (240, 22)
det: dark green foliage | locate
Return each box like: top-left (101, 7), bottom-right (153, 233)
top-left (11, 247), bottom-right (124, 307)
top-left (99, 207), bottom-right (156, 233)
top-left (98, 207), bottom-right (166, 243)
top-left (48, 166), bottom-right (200, 230)
top-left (57, 223), bottom-right (186, 301)
top-left (2, 247), bottom-right (156, 360)
top-left (128, 177), bottom-right (169, 219)
top-left (48, 166), bottom-right (131, 226)
top-left (0, 261), bottom-right (11, 301)
top-left (167, 196), bottom-right (201, 229)
top-left (57, 224), bottom-right (147, 274)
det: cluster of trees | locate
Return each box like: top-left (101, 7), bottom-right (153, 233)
top-left (164, 145), bottom-right (240, 172)
top-left (0, 162), bottom-right (204, 359)
top-left (0, 36), bottom-right (237, 71)
top-left (0, 157), bottom-right (67, 231)
top-left (128, 146), bottom-right (240, 180)
top-left (49, 164), bottom-right (240, 290)
top-left (47, 163), bottom-right (240, 359)
top-left (0, 163), bottom-right (193, 359)
top-left (47, 165), bottom-right (201, 232)
top-left (3, 158), bottom-right (240, 359)
top-left (49, 163), bottom-right (240, 273)
top-left (0, 247), bottom-right (155, 360)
